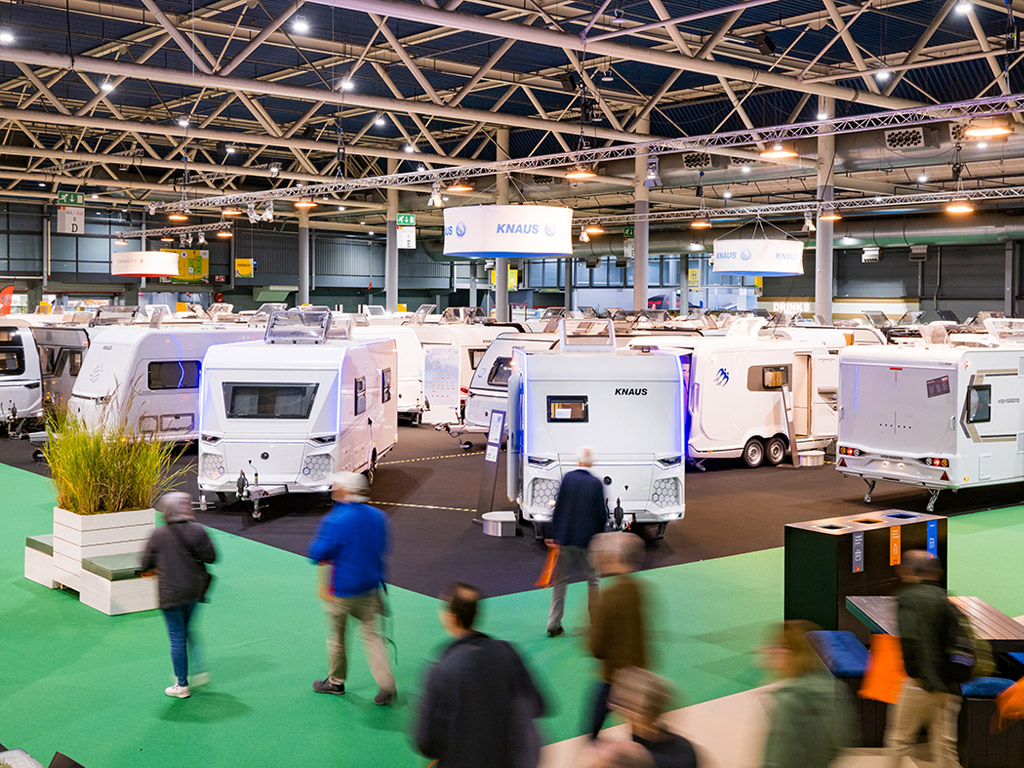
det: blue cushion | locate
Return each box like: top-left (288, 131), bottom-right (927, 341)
top-left (961, 677), bottom-right (1015, 698)
top-left (1009, 652), bottom-right (1024, 666)
top-left (807, 630), bottom-right (869, 678)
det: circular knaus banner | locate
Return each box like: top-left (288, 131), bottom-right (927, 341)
top-left (442, 205), bottom-right (573, 259)
top-left (712, 238), bottom-right (804, 277)
top-left (110, 250), bottom-right (181, 277)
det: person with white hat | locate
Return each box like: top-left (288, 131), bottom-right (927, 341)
top-left (307, 471), bottom-right (396, 706)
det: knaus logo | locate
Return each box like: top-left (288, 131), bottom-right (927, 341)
top-left (444, 222), bottom-right (467, 237)
top-left (615, 387), bottom-right (648, 396)
top-left (495, 223), bottom-right (540, 235)
top-left (714, 368), bottom-right (729, 386)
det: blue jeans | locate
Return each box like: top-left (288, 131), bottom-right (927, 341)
top-left (162, 601), bottom-right (202, 686)
top-left (588, 680), bottom-right (612, 739)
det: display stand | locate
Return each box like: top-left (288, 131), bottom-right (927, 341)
top-left (475, 410), bottom-right (506, 518)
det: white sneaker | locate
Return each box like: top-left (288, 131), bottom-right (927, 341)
top-left (165, 683), bottom-right (191, 698)
top-left (191, 672), bottom-right (210, 688)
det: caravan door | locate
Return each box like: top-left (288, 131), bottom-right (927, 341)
top-left (959, 364), bottom-right (1024, 483)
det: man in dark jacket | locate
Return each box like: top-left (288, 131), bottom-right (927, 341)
top-left (546, 446), bottom-right (606, 638)
top-left (140, 492), bottom-right (217, 699)
top-left (588, 532), bottom-right (649, 739)
top-left (885, 550), bottom-right (961, 768)
top-left (308, 471), bottom-right (396, 705)
top-left (416, 582), bottom-right (545, 768)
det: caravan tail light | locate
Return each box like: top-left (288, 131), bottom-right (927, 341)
top-left (838, 446), bottom-right (862, 456)
top-left (528, 456), bottom-right (555, 468)
top-left (200, 433), bottom-right (222, 444)
top-left (656, 456), bottom-right (682, 468)
top-left (925, 457), bottom-right (949, 468)
top-left (311, 435), bottom-right (337, 445)
top-left (941, 471), bottom-right (949, 481)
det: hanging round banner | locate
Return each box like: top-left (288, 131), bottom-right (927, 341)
top-left (443, 204), bottom-right (572, 259)
top-left (712, 238), bottom-right (804, 276)
top-left (111, 250), bottom-right (181, 277)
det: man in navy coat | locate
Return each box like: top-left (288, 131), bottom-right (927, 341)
top-left (545, 447), bottom-right (607, 637)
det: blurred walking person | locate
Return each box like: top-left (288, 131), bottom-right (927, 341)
top-left (308, 471), bottom-right (396, 705)
top-left (546, 446), bottom-right (606, 638)
top-left (885, 551), bottom-right (962, 768)
top-left (416, 582), bottom-right (545, 768)
top-left (141, 492), bottom-right (217, 699)
top-left (759, 620), bottom-right (854, 768)
top-left (609, 667), bottom-right (698, 768)
top-left (588, 532), bottom-right (649, 739)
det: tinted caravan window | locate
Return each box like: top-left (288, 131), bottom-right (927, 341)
top-left (148, 361), bottom-right (202, 390)
top-left (224, 383), bottom-right (318, 419)
top-left (355, 377), bottom-right (367, 415)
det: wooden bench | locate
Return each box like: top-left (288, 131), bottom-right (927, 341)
top-left (79, 553), bottom-right (158, 616)
top-left (24, 534), bottom-right (55, 589)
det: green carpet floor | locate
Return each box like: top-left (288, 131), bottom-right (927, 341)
top-left (2, 462), bottom-right (1023, 768)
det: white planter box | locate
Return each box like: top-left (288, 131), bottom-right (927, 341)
top-left (80, 570), bottom-right (159, 616)
top-left (51, 506), bottom-right (155, 592)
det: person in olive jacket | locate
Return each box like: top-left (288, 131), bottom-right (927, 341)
top-left (141, 492), bottom-right (217, 699)
top-left (885, 551), bottom-right (961, 768)
top-left (760, 620), bottom-right (854, 768)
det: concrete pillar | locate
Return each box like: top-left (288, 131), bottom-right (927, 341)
top-left (564, 256), bottom-right (573, 309)
top-left (26, 281), bottom-right (43, 311)
top-left (386, 158), bottom-right (399, 313)
top-left (632, 117), bottom-right (650, 312)
top-left (298, 209), bottom-right (310, 305)
top-left (495, 128), bottom-right (510, 321)
top-left (815, 97), bottom-right (835, 323)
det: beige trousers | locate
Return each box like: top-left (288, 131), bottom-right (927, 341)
top-left (885, 679), bottom-right (962, 768)
top-left (325, 591), bottom-right (395, 693)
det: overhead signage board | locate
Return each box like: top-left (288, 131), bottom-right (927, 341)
top-left (57, 206), bottom-right (84, 234)
top-left (234, 258), bottom-right (254, 278)
top-left (57, 191), bottom-right (85, 206)
top-left (397, 213), bottom-right (416, 226)
top-left (443, 204), bottom-right (572, 259)
top-left (688, 268), bottom-right (700, 287)
top-left (160, 248), bottom-right (209, 283)
top-left (489, 267), bottom-right (518, 291)
top-left (623, 225), bottom-right (634, 239)
top-left (397, 225), bottom-right (416, 249)
top-left (712, 238), bottom-right (804, 277)
top-left (111, 250), bottom-right (181, 277)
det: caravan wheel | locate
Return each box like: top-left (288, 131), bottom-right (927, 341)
top-left (766, 437), bottom-right (787, 466)
top-left (742, 438), bottom-right (765, 468)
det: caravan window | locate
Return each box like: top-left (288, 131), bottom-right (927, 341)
top-left (224, 383), bottom-right (318, 419)
top-left (967, 385), bottom-right (991, 424)
top-left (746, 364), bottom-right (791, 392)
top-left (355, 377), bottom-right (367, 415)
top-left (382, 369), bottom-right (392, 403)
top-left (148, 361), bottom-right (202, 390)
top-left (469, 348), bottom-right (487, 370)
top-left (0, 349), bottom-right (24, 375)
top-left (547, 396), bottom-right (588, 423)
top-left (68, 351), bottom-right (83, 377)
top-left (487, 357), bottom-right (513, 387)
top-left (38, 347), bottom-right (61, 376)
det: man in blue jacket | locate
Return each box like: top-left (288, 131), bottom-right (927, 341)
top-left (308, 471), bottom-right (396, 705)
top-left (546, 447), bottom-right (607, 638)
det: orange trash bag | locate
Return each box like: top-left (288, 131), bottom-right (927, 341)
top-left (535, 545), bottom-right (559, 588)
top-left (859, 634), bottom-right (908, 704)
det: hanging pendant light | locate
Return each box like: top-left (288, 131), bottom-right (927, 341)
top-left (946, 197), bottom-right (974, 214)
top-left (820, 207), bottom-right (842, 222)
top-left (759, 142), bottom-right (798, 159)
top-left (565, 165), bottom-right (598, 180)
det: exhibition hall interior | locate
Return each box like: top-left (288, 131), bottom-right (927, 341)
top-left (4, 0), bottom-right (1024, 766)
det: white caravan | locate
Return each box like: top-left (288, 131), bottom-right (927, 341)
top-left (349, 319), bottom-right (426, 422)
top-left (32, 325), bottom-right (91, 409)
top-left (507, 320), bottom-right (686, 538)
top-left (0, 318), bottom-right (44, 426)
top-left (627, 334), bottom-right (844, 467)
top-left (836, 326), bottom-right (1024, 511)
top-left (197, 310), bottom-right (398, 517)
top-left (68, 321), bottom-right (265, 441)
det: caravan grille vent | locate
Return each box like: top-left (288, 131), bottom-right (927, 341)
top-left (651, 478), bottom-right (680, 507)
top-left (200, 453), bottom-right (225, 480)
top-left (302, 453), bottom-right (333, 480)
top-left (530, 478), bottom-right (561, 508)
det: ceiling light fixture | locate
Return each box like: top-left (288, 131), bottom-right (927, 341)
top-left (216, 226), bottom-right (233, 238)
top-left (955, 0), bottom-right (971, 13)
top-left (177, 117), bottom-right (189, 128)
top-left (337, 205), bottom-right (347, 212)
top-left (268, 163), bottom-right (281, 178)
top-left (197, 232), bottom-right (208, 246)
top-left (100, 79), bottom-right (115, 93)
top-left (760, 142), bottom-right (798, 159)
top-left (114, 237), bottom-right (128, 246)
top-left (294, 198), bottom-right (317, 209)
top-left (817, 111), bottom-right (828, 120)
top-left (565, 165), bottom-right (598, 180)
top-left (340, 79), bottom-right (354, 92)
top-left (168, 212), bottom-right (189, 222)
top-left (741, 165), bottom-right (751, 174)
top-left (691, 215), bottom-right (712, 230)
top-left (403, 143), bottom-right (416, 153)
top-left (261, 202), bottom-right (274, 222)
top-left (222, 207), bottom-right (242, 217)
top-left (601, 70), bottom-right (614, 83)
top-left (584, 225), bottom-right (605, 235)
top-left (723, 190), bottom-right (733, 199)
top-left (917, 173), bottom-right (928, 183)
top-left (375, 115), bottom-right (386, 127)
top-left (429, 183), bottom-right (444, 208)
top-left (0, 28), bottom-right (14, 45)
top-left (875, 69), bottom-right (892, 83)
top-left (579, 229), bottom-right (590, 243)
top-left (610, 8), bottom-right (627, 24)
top-left (963, 118), bottom-right (1012, 138)
top-left (946, 197), bottom-right (974, 214)
top-left (292, 17), bottom-right (310, 34)
top-left (446, 180), bottom-right (474, 193)
top-left (91, 194), bottom-right (98, 200)
top-left (820, 207), bottom-right (842, 222)
top-left (160, 236), bottom-right (174, 243)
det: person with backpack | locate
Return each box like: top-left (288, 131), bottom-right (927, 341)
top-left (885, 550), bottom-right (962, 768)
top-left (140, 492), bottom-right (217, 699)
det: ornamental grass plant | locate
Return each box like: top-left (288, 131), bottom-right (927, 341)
top-left (43, 399), bottom-right (186, 515)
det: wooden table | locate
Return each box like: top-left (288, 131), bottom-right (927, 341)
top-left (846, 595), bottom-right (1024, 654)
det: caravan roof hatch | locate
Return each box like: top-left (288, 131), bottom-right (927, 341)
top-left (558, 318), bottom-right (616, 352)
top-left (264, 309), bottom-right (352, 344)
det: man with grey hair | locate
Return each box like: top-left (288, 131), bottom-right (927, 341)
top-left (545, 446), bottom-right (606, 638)
top-left (141, 491), bottom-right (217, 699)
top-left (308, 471), bottom-right (396, 706)
top-left (587, 531), bottom-right (649, 739)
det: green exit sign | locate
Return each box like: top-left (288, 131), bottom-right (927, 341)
top-left (397, 213), bottom-right (416, 226)
top-left (57, 191), bottom-right (85, 206)
top-left (623, 225), bottom-right (634, 238)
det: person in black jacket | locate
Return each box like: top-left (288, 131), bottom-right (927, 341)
top-left (545, 446), bottom-right (606, 638)
top-left (415, 582), bottom-right (545, 768)
top-left (140, 492), bottom-right (216, 699)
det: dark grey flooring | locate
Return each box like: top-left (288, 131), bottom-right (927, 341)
top-left (4, 425), bottom-right (1022, 598)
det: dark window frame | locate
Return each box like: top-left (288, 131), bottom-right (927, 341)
top-left (223, 382), bottom-right (319, 419)
top-left (546, 395), bottom-right (589, 423)
top-left (382, 368), bottom-right (392, 403)
top-left (967, 384), bottom-right (992, 424)
top-left (355, 376), bottom-right (367, 415)
top-left (148, 360), bottom-right (202, 391)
